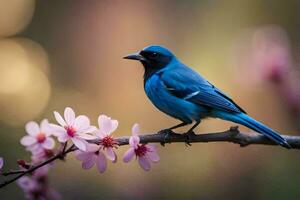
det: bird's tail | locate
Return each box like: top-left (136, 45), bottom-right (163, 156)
top-left (214, 112), bottom-right (291, 149)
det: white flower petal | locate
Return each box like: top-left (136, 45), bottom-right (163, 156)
top-left (123, 148), bottom-right (135, 163)
top-left (86, 144), bottom-right (100, 152)
top-left (32, 147), bottom-right (45, 155)
top-left (74, 115), bottom-right (90, 132)
top-left (112, 152), bottom-right (117, 163)
top-left (82, 154), bottom-right (96, 169)
top-left (33, 165), bottom-right (50, 178)
top-left (105, 147), bottom-right (116, 161)
top-left (146, 144), bottom-right (157, 152)
top-left (20, 136), bottom-right (37, 146)
top-left (49, 124), bottom-right (66, 137)
top-left (17, 176), bottom-right (37, 191)
top-left (105, 119), bottom-right (118, 135)
top-left (78, 133), bottom-right (97, 140)
top-left (110, 120), bottom-right (118, 134)
top-left (98, 115), bottom-right (109, 127)
top-left (129, 135), bottom-right (140, 148)
top-left (138, 156), bottom-right (151, 171)
top-left (40, 119), bottom-right (51, 136)
top-left (25, 121), bottom-right (40, 136)
top-left (41, 138), bottom-right (55, 149)
top-left (132, 123), bottom-right (140, 136)
top-left (147, 151), bottom-right (160, 162)
top-left (95, 130), bottom-right (105, 139)
top-left (64, 107), bottom-right (75, 125)
top-left (57, 133), bottom-right (69, 143)
top-left (96, 152), bottom-right (107, 173)
top-left (54, 111), bottom-right (66, 127)
top-left (80, 126), bottom-right (97, 134)
top-left (27, 143), bottom-right (42, 154)
top-left (98, 115), bottom-right (118, 135)
top-left (72, 137), bottom-right (87, 151)
top-left (75, 150), bottom-right (89, 161)
top-left (146, 144), bottom-right (159, 162)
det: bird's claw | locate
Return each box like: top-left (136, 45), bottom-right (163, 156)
top-left (183, 131), bottom-right (196, 146)
top-left (228, 126), bottom-right (239, 137)
top-left (158, 129), bottom-right (176, 146)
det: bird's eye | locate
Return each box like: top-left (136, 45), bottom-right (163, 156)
top-left (149, 52), bottom-right (158, 59)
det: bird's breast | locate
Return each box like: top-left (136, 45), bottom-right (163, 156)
top-left (144, 74), bottom-right (207, 123)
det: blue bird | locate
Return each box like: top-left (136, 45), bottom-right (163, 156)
top-left (124, 45), bottom-right (291, 148)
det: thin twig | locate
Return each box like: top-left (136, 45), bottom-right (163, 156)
top-left (1, 170), bottom-right (26, 176)
top-left (1, 127), bottom-right (299, 189)
top-left (0, 153), bottom-right (62, 188)
top-left (62, 142), bottom-right (68, 154)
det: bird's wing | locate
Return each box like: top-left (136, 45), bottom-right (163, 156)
top-left (160, 65), bottom-right (246, 114)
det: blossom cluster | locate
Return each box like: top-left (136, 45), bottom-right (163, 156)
top-left (1, 107), bottom-right (159, 199)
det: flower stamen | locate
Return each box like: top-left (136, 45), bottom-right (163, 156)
top-left (36, 133), bottom-right (46, 143)
top-left (64, 126), bottom-right (76, 137)
top-left (135, 144), bottom-right (148, 157)
top-left (100, 136), bottom-right (118, 149)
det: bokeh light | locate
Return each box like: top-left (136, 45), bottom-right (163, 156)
top-left (233, 25), bottom-right (292, 86)
top-left (0, 0), bottom-right (35, 37)
top-left (0, 38), bottom-right (51, 126)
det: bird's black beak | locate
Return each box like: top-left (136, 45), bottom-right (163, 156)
top-left (123, 52), bottom-right (145, 61)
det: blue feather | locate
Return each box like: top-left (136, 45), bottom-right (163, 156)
top-left (145, 73), bottom-right (208, 123)
top-left (213, 111), bottom-right (291, 148)
top-left (160, 63), bottom-right (245, 113)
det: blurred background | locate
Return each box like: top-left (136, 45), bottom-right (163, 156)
top-left (1, 0), bottom-right (300, 199)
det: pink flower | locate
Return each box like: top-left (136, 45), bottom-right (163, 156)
top-left (95, 115), bottom-right (118, 161)
top-left (75, 144), bottom-right (107, 173)
top-left (17, 176), bottom-right (40, 194)
top-left (33, 165), bottom-right (50, 178)
top-left (123, 124), bottom-right (159, 171)
top-left (20, 119), bottom-right (55, 152)
top-left (50, 107), bottom-right (96, 151)
top-left (31, 149), bottom-right (54, 164)
top-left (30, 149), bottom-right (53, 177)
top-left (0, 157), bottom-right (3, 170)
top-left (75, 115), bottom-right (119, 173)
top-left (17, 176), bottom-right (62, 200)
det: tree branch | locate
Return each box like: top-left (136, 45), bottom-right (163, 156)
top-left (1, 126), bottom-right (299, 189)
top-left (132, 127), bottom-right (300, 148)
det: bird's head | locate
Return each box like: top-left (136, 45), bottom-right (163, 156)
top-left (123, 45), bottom-right (176, 78)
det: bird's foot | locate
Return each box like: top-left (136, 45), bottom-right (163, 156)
top-left (228, 126), bottom-right (239, 137)
top-left (183, 131), bottom-right (197, 146)
top-left (158, 129), bottom-right (176, 146)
